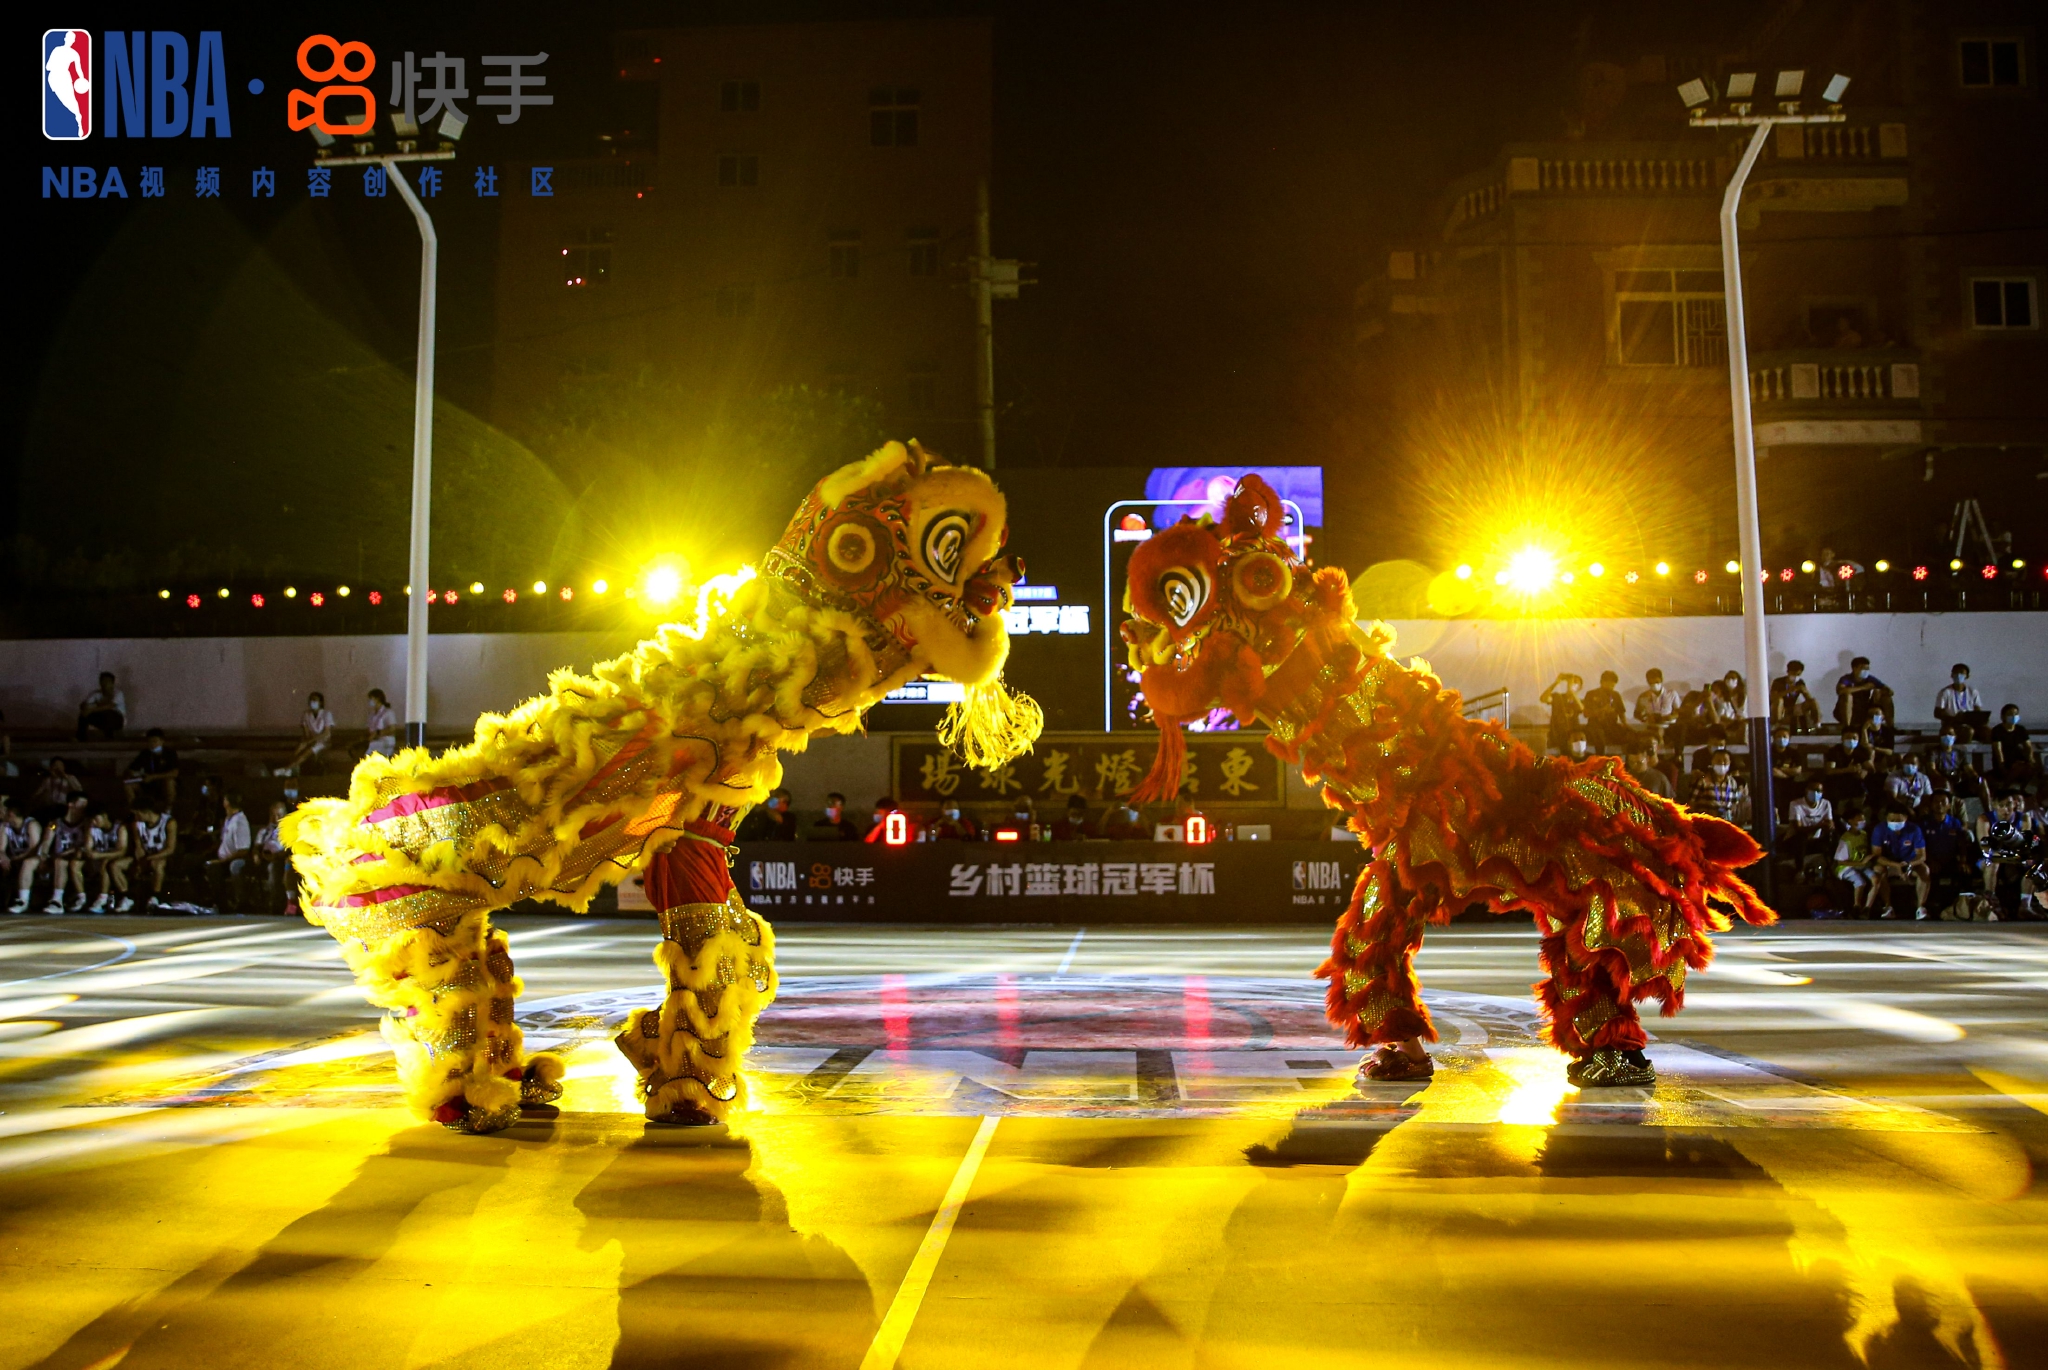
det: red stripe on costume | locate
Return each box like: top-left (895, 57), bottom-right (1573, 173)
top-left (641, 820), bottom-right (738, 910)
top-left (362, 780), bottom-right (510, 826)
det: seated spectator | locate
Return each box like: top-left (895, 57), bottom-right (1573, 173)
top-left (31, 758), bottom-right (85, 813)
top-left (1870, 802), bottom-right (1930, 919)
top-left (1769, 727), bottom-right (1806, 804)
top-left (810, 792), bottom-right (861, 843)
top-left (736, 788), bottom-right (797, 842)
top-left (3, 799), bottom-right (44, 914)
top-left (284, 692), bottom-right (337, 776)
top-left (1885, 752), bottom-right (1934, 809)
top-left (1863, 703), bottom-right (1896, 756)
top-left (1979, 793), bottom-right (2035, 917)
top-left (1820, 729), bottom-right (1872, 806)
top-left (206, 792), bottom-right (253, 912)
top-left (1673, 687), bottom-right (1716, 747)
top-left (129, 800), bottom-right (178, 911)
top-left (1782, 778), bottom-right (1837, 870)
top-left (1832, 806), bottom-right (1877, 915)
top-left (1581, 672), bottom-right (1628, 751)
top-left (0, 709), bottom-right (15, 777)
top-left (1720, 670), bottom-right (1748, 717)
top-left (1917, 793), bottom-right (1978, 915)
top-left (77, 671), bottom-right (127, 741)
top-left (1167, 794), bottom-right (1208, 841)
top-left (1100, 800), bottom-right (1147, 841)
top-left (1562, 729), bottom-right (1593, 763)
top-left (862, 796), bottom-right (905, 844)
top-left (1687, 748), bottom-right (1747, 823)
top-left (1706, 679), bottom-right (1742, 743)
top-left (1925, 730), bottom-right (1982, 802)
top-left (364, 689), bottom-right (401, 758)
top-left (1834, 657), bottom-right (1890, 731)
top-left (1624, 740), bottom-right (1675, 800)
top-left (39, 795), bottom-right (91, 914)
top-left (1633, 669), bottom-right (1681, 745)
top-left (990, 797), bottom-right (1038, 842)
top-left (926, 800), bottom-right (982, 842)
top-left (1540, 673), bottom-right (1585, 754)
top-left (254, 800), bottom-right (293, 912)
top-left (1051, 794), bottom-right (1097, 840)
top-left (123, 728), bottom-right (181, 808)
top-left (1933, 664), bottom-right (1989, 742)
top-left (83, 806), bottom-right (131, 914)
top-left (1771, 661), bottom-right (1821, 732)
top-left (1988, 705), bottom-right (2035, 787)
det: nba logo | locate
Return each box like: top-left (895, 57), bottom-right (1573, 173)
top-left (43, 29), bottom-right (92, 140)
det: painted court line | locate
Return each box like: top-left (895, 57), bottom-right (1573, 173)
top-left (859, 1114), bottom-right (999, 1370)
top-left (1056, 928), bottom-right (1086, 975)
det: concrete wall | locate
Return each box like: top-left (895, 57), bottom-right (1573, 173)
top-left (5, 614), bottom-right (2040, 795)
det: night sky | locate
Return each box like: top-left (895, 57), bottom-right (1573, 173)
top-left (13, 0), bottom-right (1916, 611)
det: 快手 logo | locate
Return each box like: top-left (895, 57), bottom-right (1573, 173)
top-left (43, 29), bottom-right (92, 140)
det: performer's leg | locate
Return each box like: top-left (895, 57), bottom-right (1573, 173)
top-left (1319, 855), bottom-right (1434, 1052)
top-left (616, 895), bottom-right (778, 1124)
top-left (331, 909), bottom-right (562, 1134)
top-left (1537, 925), bottom-right (1658, 1087)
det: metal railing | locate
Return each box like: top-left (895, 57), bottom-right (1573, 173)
top-left (1749, 352), bottom-right (1919, 404)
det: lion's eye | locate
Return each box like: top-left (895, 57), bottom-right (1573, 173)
top-left (923, 511), bottom-right (972, 584)
top-left (1159, 567), bottom-right (1209, 626)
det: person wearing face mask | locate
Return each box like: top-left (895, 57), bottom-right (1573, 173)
top-left (1770, 727), bottom-right (1807, 805)
top-left (1933, 664), bottom-right (1989, 742)
top-left (1581, 672), bottom-right (1628, 752)
top-left (1100, 800), bottom-right (1147, 842)
top-left (1563, 729), bottom-right (1594, 764)
top-left (1863, 705), bottom-right (1896, 755)
top-left (1633, 668), bottom-right (1681, 747)
top-left (1831, 807), bottom-right (1877, 915)
top-left (810, 791), bottom-right (861, 843)
top-left (736, 788), bottom-right (798, 842)
top-left (1539, 673), bottom-right (1585, 755)
top-left (1821, 728), bottom-right (1871, 807)
top-left (283, 691), bottom-right (337, 776)
top-left (1770, 660), bottom-right (1821, 733)
top-left (1886, 752), bottom-right (1934, 808)
top-left (1870, 802), bottom-right (1929, 918)
top-left (1688, 748), bottom-right (1747, 823)
top-left (1918, 793), bottom-right (1979, 917)
top-left (1783, 780), bottom-right (1837, 875)
top-left (1833, 656), bottom-right (1891, 731)
top-left (1988, 705), bottom-right (2036, 788)
top-left (927, 799), bottom-right (981, 842)
top-left (1926, 730), bottom-right (1983, 803)
top-left (991, 795), bottom-right (1039, 842)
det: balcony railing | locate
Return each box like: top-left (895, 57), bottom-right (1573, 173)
top-left (1534, 156), bottom-right (1715, 192)
top-left (1749, 350), bottom-right (1920, 407)
top-left (1769, 121), bottom-right (1909, 162)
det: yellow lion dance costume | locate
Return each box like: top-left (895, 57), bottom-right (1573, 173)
top-left (283, 442), bottom-right (1040, 1133)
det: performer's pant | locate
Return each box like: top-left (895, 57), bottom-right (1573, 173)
top-left (1320, 855), bottom-right (1651, 1056)
top-left (613, 822), bottom-right (777, 1122)
top-left (334, 907), bottom-right (558, 1132)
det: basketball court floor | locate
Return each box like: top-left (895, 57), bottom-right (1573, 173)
top-left (1, 916), bottom-right (2043, 1369)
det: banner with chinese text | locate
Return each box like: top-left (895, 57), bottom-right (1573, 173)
top-left (892, 731), bottom-right (1284, 807)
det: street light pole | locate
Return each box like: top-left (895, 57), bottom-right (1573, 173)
top-left (1681, 70), bottom-right (1848, 904)
top-left (314, 137), bottom-right (458, 750)
top-left (387, 160), bottom-right (439, 751)
top-left (1718, 121), bottom-right (1776, 876)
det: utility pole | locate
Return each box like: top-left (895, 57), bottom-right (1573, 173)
top-left (312, 110), bottom-right (465, 749)
top-left (968, 178), bottom-right (1031, 471)
top-left (1680, 69), bottom-right (1848, 904)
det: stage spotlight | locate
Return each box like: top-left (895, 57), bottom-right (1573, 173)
top-left (1800, 560), bottom-right (1816, 573)
top-left (645, 566), bottom-right (683, 606)
top-left (1874, 560), bottom-right (1890, 572)
top-left (157, 589), bottom-right (169, 599)
top-left (1586, 562), bottom-right (1604, 578)
top-left (533, 581), bottom-right (547, 594)
top-left (1724, 560), bottom-right (1740, 574)
top-left (592, 579), bottom-right (609, 594)
top-left (1654, 561), bottom-right (1670, 576)
top-left (1775, 69), bottom-right (1805, 98)
top-left (1822, 73), bottom-right (1850, 102)
top-left (1676, 77), bottom-right (1711, 108)
top-left (1454, 564), bottom-right (1472, 580)
top-left (469, 581), bottom-right (485, 595)
top-left (1725, 72), bottom-right (1757, 99)
top-left (1949, 558), bottom-right (1964, 571)
top-left (1503, 547), bottom-right (1556, 594)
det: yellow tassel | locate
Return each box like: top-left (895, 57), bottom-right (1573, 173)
top-left (939, 677), bottom-right (1044, 771)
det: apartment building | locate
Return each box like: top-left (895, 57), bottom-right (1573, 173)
top-left (490, 18), bottom-right (991, 455)
top-left (1355, 0), bottom-right (2046, 565)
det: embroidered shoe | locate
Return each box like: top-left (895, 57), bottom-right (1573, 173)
top-left (1359, 1045), bottom-right (1435, 1082)
top-left (1569, 1048), bottom-right (1656, 1088)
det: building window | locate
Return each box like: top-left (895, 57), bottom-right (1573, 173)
top-left (717, 154), bottom-right (758, 187)
top-left (907, 227), bottom-right (940, 276)
top-left (829, 230), bottom-right (862, 279)
top-left (720, 79), bottom-right (760, 112)
top-left (1959, 39), bottom-right (2025, 88)
top-left (905, 363), bottom-right (939, 413)
top-left (1615, 269), bottom-right (1726, 367)
top-left (870, 87), bottom-right (921, 146)
top-left (1971, 277), bottom-right (2037, 329)
top-left (560, 228), bottom-right (613, 287)
top-left (715, 285), bottom-right (756, 318)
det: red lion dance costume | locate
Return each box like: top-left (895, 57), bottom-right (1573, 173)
top-left (283, 443), bottom-right (1040, 1132)
top-left (1120, 476), bottom-right (1773, 1087)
